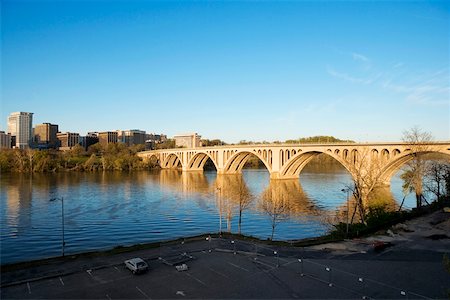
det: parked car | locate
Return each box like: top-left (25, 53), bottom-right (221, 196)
top-left (124, 257), bottom-right (148, 274)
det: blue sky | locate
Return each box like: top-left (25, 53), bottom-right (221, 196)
top-left (1, 1), bottom-right (449, 143)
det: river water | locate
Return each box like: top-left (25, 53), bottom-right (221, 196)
top-left (0, 162), bottom-right (415, 264)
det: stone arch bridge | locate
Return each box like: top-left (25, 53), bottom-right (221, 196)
top-left (138, 142), bottom-right (450, 185)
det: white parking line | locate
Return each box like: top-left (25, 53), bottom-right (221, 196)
top-left (228, 262), bottom-right (249, 272)
top-left (27, 282), bottom-right (31, 294)
top-left (59, 277), bottom-right (65, 286)
top-left (136, 286), bottom-right (151, 299)
top-left (281, 260), bottom-right (297, 267)
top-left (106, 294), bottom-right (112, 300)
top-left (253, 259), bottom-right (276, 269)
top-left (185, 273), bottom-right (206, 286)
top-left (208, 267), bottom-right (229, 279)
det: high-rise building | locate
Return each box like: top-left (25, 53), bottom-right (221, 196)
top-left (0, 131), bottom-right (12, 149)
top-left (34, 123), bottom-right (59, 149)
top-left (117, 129), bottom-right (146, 146)
top-left (57, 132), bottom-right (80, 150)
top-left (98, 131), bottom-right (118, 145)
top-left (7, 112), bottom-right (33, 149)
top-left (174, 133), bottom-right (202, 148)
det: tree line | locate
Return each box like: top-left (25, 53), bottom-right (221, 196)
top-left (0, 143), bottom-right (157, 173)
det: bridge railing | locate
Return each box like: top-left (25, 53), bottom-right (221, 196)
top-left (138, 141), bottom-right (450, 154)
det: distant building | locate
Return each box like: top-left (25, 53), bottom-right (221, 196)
top-left (146, 133), bottom-right (167, 143)
top-left (87, 132), bottom-right (99, 137)
top-left (57, 132), bottom-right (80, 150)
top-left (7, 112), bottom-right (33, 149)
top-left (98, 131), bottom-right (118, 145)
top-left (117, 129), bottom-right (146, 146)
top-left (174, 133), bottom-right (202, 148)
top-left (145, 133), bottom-right (168, 150)
top-left (0, 131), bottom-right (12, 149)
top-left (79, 132), bottom-right (99, 150)
top-left (34, 123), bottom-right (59, 149)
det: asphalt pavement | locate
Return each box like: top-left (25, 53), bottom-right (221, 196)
top-left (1, 233), bottom-right (449, 299)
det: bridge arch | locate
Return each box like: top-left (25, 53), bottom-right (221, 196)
top-left (144, 153), bottom-right (162, 168)
top-left (223, 150), bottom-right (272, 174)
top-left (186, 152), bottom-right (218, 171)
top-left (379, 149), bottom-right (450, 184)
top-left (162, 153), bottom-right (184, 169)
top-left (280, 150), bottom-right (352, 179)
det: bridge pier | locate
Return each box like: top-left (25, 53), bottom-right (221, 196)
top-left (270, 172), bottom-right (300, 180)
top-left (182, 166), bottom-right (203, 172)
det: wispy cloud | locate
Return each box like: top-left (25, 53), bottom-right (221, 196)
top-left (382, 70), bottom-right (450, 106)
top-left (352, 52), bottom-right (369, 63)
top-left (327, 66), bottom-right (380, 85)
top-left (327, 52), bottom-right (449, 107)
top-left (393, 62), bottom-right (404, 69)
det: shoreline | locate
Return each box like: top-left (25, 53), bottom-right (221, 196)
top-left (2, 207), bottom-right (449, 286)
top-left (1, 232), bottom-right (341, 272)
top-left (2, 201), bottom-right (439, 270)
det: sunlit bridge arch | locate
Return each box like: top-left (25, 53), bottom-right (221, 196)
top-left (186, 152), bottom-right (218, 171)
top-left (162, 153), bottom-right (183, 169)
top-left (379, 149), bottom-right (450, 185)
top-left (145, 153), bottom-right (160, 165)
top-left (280, 150), bottom-right (351, 179)
top-left (222, 151), bottom-right (271, 174)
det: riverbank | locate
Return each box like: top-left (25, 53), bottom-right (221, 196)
top-left (2, 208), bottom-right (449, 297)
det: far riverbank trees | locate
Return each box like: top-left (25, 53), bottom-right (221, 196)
top-left (0, 143), bottom-right (155, 173)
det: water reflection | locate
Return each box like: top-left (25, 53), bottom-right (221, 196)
top-left (260, 180), bottom-right (321, 217)
top-left (156, 170), bottom-right (211, 196)
top-left (214, 174), bottom-right (253, 233)
top-left (334, 186), bottom-right (400, 224)
top-left (5, 175), bottom-right (32, 231)
top-left (0, 166), bottom-right (419, 264)
top-left (258, 180), bottom-right (324, 240)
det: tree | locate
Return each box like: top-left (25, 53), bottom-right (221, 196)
top-left (235, 178), bottom-right (253, 234)
top-left (0, 149), bottom-right (13, 172)
top-left (155, 139), bottom-right (175, 149)
top-left (402, 127), bottom-right (433, 209)
top-left (344, 147), bottom-right (384, 224)
top-left (25, 148), bottom-right (35, 172)
top-left (424, 161), bottom-right (450, 202)
top-left (13, 149), bottom-right (26, 172)
top-left (260, 181), bottom-right (290, 240)
top-left (201, 139), bottom-right (226, 146)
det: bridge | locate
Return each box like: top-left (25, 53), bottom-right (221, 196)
top-left (138, 142), bottom-right (450, 184)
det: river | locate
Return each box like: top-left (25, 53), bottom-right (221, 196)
top-left (0, 161), bottom-right (415, 264)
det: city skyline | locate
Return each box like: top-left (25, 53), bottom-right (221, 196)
top-left (2, 1), bottom-right (449, 143)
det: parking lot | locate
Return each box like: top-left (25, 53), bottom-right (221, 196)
top-left (2, 236), bottom-right (450, 299)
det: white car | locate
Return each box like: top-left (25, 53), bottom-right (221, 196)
top-left (124, 257), bottom-right (148, 274)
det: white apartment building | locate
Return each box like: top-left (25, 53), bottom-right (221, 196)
top-left (7, 112), bottom-right (33, 149)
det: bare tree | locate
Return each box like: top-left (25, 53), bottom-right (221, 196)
top-left (233, 177), bottom-right (253, 234)
top-left (424, 161), bottom-right (450, 202)
top-left (402, 126), bottom-right (433, 209)
top-left (260, 181), bottom-right (290, 240)
top-left (345, 147), bottom-right (383, 224)
top-left (25, 148), bottom-right (35, 172)
top-left (14, 149), bottom-right (26, 172)
top-left (214, 175), bottom-right (253, 234)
